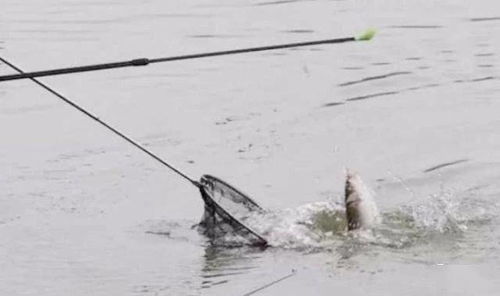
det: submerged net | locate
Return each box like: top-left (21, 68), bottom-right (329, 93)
top-left (198, 175), bottom-right (268, 247)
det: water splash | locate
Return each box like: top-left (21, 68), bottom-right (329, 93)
top-left (240, 184), bottom-right (497, 256)
top-left (242, 201), bottom-right (345, 249)
top-left (146, 174), bottom-right (497, 262)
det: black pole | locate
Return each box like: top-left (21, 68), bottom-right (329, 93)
top-left (0, 37), bottom-right (355, 82)
top-left (0, 56), bottom-right (201, 188)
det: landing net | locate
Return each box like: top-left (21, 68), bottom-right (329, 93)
top-left (198, 175), bottom-right (268, 247)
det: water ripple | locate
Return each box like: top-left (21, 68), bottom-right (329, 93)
top-left (0, 104), bottom-right (55, 115)
top-left (255, 0), bottom-right (303, 6)
top-left (475, 53), bottom-right (495, 57)
top-left (338, 71), bottom-right (412, 87)
top-left (423, 159), bottom-right (469, 173)
top-left (470, 17), bottom-right (500, 22)
top-left (282, 29), bottom-right (314, 34)
top-left (188, 34), bottom-right (246, 39)
top-left (322, 102), bottom-right (345, 108)
top-left (324, 74), bottom-right (497, 107)
top-left (389, 25), bottom-right (443, 29)
top-left (454, 76), bottom-right (497, 83)
top-left (346, 91), bottom-right (399, 102)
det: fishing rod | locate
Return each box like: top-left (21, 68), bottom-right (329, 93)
top-left (0, 56), bottom-right (201, 188)
top-left (0, 29), bottom-right (375, 82)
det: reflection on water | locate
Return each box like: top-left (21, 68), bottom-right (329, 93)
top-left (201, 246), bottom-right (260, 289)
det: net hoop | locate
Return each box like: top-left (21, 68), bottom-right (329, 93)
top-left (199, 174), bottom-right (268, 247)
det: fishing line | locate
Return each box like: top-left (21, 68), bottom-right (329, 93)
top-left (241, 269), bottom-right (297, 296)
top-left (0, 29), bottom-right (375, 82)
top-left (0, 56), bottom-right (200, 188)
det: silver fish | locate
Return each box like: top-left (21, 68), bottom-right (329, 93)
top-left (345, 170), bottom-right (380, 231)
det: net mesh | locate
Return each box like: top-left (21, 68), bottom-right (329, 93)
top-left (198, 175), bottom-right (268, 247)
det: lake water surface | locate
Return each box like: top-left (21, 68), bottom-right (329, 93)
top-left (1, 0), bottom-right (500, 295)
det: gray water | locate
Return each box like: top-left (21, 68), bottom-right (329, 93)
top-left (1, 0), bottom-right (500, 295)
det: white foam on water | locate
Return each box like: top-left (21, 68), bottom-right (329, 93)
top-left (234, 180), bottom-right (499, 256)
top-left (243, 200), bottom-right (345, 249)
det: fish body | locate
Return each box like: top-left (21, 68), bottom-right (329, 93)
top-left (345, 171), bottom-right (380, 230)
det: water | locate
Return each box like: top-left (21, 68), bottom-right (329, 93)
top-left (1, 0), bottom-right (500, 295)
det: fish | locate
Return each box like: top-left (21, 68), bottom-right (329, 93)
top-left (344, 170), bottom-right (380, 231)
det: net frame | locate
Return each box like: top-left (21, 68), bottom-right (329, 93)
top-left (198, 174), bottom-right (268, 247)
